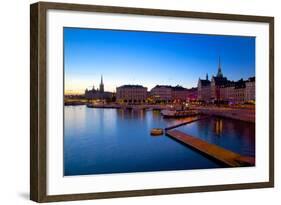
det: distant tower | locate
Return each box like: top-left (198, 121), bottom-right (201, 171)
top-left (99, 75), bottom-right (104, 92)
top-left (206, 73), bottom-right (209, 80)
top-left (217, 56), bottom-right (223, 78)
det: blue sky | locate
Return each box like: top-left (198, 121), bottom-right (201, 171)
top-left (64, 27), bottom-right (255, 94)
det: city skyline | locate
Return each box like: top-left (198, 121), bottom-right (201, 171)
top-left (64, 27), bottom-right (255, 94)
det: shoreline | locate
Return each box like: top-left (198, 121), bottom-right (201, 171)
top-left (64, 103), bottom-right (255, 123)
top-left (197, 107), bottom-right (255, 123)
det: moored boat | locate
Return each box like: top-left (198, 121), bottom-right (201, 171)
top-left (150, 128), bottom-right (164, 136)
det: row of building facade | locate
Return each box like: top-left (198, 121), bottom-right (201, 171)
top-left (84, 76), bottom-right (197, 104)
top-left (197, 59), bottom-right (255, 104)
top-left (84, 60), bottom-right (255, 104)
top-left (116, 85), bottom-right (197, 104)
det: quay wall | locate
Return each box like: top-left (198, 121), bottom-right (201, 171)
top-left (198, 107), bottom-right (255, 123)
top-left (86, 104), bottom-right (171, 110)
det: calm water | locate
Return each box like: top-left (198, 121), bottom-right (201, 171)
top-left (178, 117), bottom-right (255, 157)
top-left (64, 106), bottom-right (255, 176)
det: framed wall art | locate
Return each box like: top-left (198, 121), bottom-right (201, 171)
top-left (30, 1), bottom-right (274, 202)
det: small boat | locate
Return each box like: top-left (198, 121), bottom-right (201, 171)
top-left (161, 110), bottom-right (176, 117)
top-left (150, 128), bottom-right (164, 136)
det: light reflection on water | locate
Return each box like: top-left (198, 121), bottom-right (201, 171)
top-left (178, 117), bottom-right (255, 157)
top-left (64, 105), bottom-right (255, 176)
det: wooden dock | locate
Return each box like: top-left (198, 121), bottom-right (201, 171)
top-left (164, 116), bottom-right (208, 131)
top-left (166, 129), bottom-right (255, 167)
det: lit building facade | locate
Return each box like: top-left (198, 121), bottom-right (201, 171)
top-left (220, 83), bottom-right (235, 102)
top-left (116, 85), bottom-right (147, 104)
top-left (186, 87), bottom-right (198, 102)
top-left (245, 77), bottom-right (255, 102)
top-left (150, 85), bottom-right (196, 103)
top-left (220, 79), bottom-right (246, 104)
top-left (197, 74), bottom-right (211, 102)
top-left (172, 85), bottom-right (189, 101)
top-left (150, 85), bottom-right (173, 103)
top-left (197, 57), bottom-right (255, 104)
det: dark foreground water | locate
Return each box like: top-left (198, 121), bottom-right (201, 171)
top-left (64, 106), bottom-right (255, 176)
top-left (178, 117), bottom-right (255, 157)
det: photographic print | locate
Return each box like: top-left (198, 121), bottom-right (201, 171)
top-left (30, 2), bottom-right (274, 202)
top-left (63, 28), bottom-right (256, 176)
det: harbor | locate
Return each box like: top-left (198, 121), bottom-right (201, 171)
top-left (65, 96), bottom-right (256, 169)
top-left (64, 105), bottom-right (255, 175)
top-left (63, 27), bottom-right (256, 176)
top-left (65, 93), bottom-right (256, 170)
top-left (65, 98), bottom-right (255, 123)
top-left (147, 113), bottom-right (255, 167)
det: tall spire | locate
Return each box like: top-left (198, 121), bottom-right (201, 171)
top-left (217, 56), bottom-right (223, 78)
top-left (99, 75), bottom-right (104, 92)
top-left (206, 73), bottom-right (209, 81)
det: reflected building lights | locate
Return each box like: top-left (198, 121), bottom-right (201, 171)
top-left (215, 119), bottom-right (223, 136)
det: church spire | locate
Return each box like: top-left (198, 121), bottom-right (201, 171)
top-left (99, 75), bottom-right (104, 92)
top-left (217, 56), bottom-right (223, 78)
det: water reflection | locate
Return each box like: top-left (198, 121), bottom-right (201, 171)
top-left (64, 106), bottom-right (255, 176)
top-left (64, 106), bottom-right (222, 176)
top-left (179, 117), bottom-right (255, 157)
top-left (214, 119), bottom-right (223, 137)
top-left (116, 108), bottom-right (146, 120)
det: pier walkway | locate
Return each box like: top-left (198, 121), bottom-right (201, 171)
top-left (164, 116), bottom-right (208, 131)
top-left (166, 129), bottom-right (255, 167)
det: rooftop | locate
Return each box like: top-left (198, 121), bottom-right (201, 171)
top-left (212, 76), bottom-right (228, 86)
top-left (172, 85), bottom-right (188, 91)
top-left (199, 79), bottom-right (211, 86)
top-left (247, 77), bottom-right (255, 82)
top-left (153, 85), bottom-right (173, 89)
top-left (117, 85), bottom-right (147, 89)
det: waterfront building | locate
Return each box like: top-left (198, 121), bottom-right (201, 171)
top-left (116, 85), bottom-right (147, 104)
top-left (220, 78), bottom-right (257, 104)
top-left (220, 82), bottom-right (235, 102)
top-left (84, 75), bottom-right (114, 101)
top-left (234, 79), bottom-right (247, 103)
top-left (172, 85), bottom-right (189, 101)
top-left (186, 87), bottom-right (198, 102)
top-left (150, 85), bottom-right (196, 103)
top-left (245, 77), bottom-right (255, 102)
top-left (220, 79), bottom-right (245, 104)
top-left (197, 74), bottom-right (211, 102)
top-left (234, 82), bottom-right (246, 103)
top-left (150, 85), bottom-right (173, 103)
top-left (197, 57), bottom-right (255, 104)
